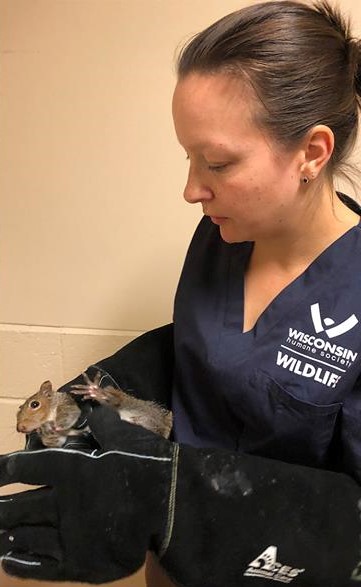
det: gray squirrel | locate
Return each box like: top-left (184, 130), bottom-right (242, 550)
top-left (16, 371), bottom-right (173, 447)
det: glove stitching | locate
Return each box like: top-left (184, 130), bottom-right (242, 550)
top-left (89, 365), bottom-right (122, 389)
top-left (25, 436), bottom-right (32, 450)
top-left (1, 551), bottom-right (42, 567)
top-left (7, 448), bottom-right (173, 463)
top-left (158, 443), bottom-right (180, 559)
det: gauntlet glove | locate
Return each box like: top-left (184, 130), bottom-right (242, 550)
top-left (2, 403), bottom-right (361, 586)
top-left (0, 406), bottom-right (176, 583)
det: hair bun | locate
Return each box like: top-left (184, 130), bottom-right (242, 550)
top-left (313, 2), bottom-right (361, 99)
top-left (348, 38), bottom-right (361, 98)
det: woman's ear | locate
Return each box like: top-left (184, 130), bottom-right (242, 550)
top-left (301, 125), bottom-right (334, 180)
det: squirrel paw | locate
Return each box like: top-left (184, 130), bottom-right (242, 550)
top-left (70, 371), bottom-right (108, 403)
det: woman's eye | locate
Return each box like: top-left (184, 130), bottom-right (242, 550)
top-left (208, 163), bottom-right (229, 172)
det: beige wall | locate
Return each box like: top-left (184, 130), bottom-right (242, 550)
top-left (1, 0), bottom-right (361, 586)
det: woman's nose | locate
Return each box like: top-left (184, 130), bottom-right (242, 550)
top-left (183, 169), bottom-right (213, 204)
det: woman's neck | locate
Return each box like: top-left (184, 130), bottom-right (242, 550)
top-left (252, 187), bottom-right (360, 273)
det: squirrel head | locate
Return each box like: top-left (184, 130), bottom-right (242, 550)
top-left (16, 380), bottom-right (56, 433)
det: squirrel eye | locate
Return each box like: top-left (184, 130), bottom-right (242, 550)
top-left (30, 400), bottom-right (40, 409)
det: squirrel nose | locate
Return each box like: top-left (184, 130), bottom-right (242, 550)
top-left (17, 423), bottom-right (27, 433)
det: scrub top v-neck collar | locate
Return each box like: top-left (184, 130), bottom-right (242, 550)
top-left (224, 220), bottom-right (361, 348)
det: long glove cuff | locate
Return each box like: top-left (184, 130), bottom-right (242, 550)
top-left (56, 323), bottom-right (174, 406)
top-left (90, 323), bottom-right (174, 408)
top-left (159, 445), bottom-right (361, 587)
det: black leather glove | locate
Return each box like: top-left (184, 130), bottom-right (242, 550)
top-left (0, 406), bottom-right (176, 583)
top-left (3, 404), bottom-right (361, 586)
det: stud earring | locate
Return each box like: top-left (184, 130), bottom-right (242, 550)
top-left (302, 177), bottom-right (310, 184)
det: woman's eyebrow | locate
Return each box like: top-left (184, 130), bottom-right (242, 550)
top-left (182, 140), bottom-right (238, 154)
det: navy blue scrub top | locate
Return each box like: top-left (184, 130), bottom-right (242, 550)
top-left (172, 194), bottom-right (361, 481)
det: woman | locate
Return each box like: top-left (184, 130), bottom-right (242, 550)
top-left (170, 0), bottom-right (361, 472)
top-left (2, 1), bottom-right (361, 586)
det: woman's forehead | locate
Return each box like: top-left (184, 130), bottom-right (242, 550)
top-left (173, 72), bottom-right (252, 113)
top-left (172, 73), bottom-right (262, 150)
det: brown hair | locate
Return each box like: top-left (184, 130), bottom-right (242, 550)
top-left (176, 1), bottom-right (361, 177)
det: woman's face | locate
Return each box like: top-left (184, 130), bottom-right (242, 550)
top-left (172, 73), bottom-right (305, 243)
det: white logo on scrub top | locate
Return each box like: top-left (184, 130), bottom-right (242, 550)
top-left (310, 303), bottom-right (358, 339)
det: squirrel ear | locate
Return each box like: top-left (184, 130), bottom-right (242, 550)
top-left (39, 380), bottom-right (53, 396)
